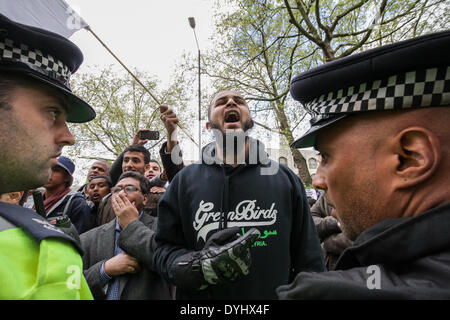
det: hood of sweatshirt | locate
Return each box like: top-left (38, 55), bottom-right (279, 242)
top-left (201, 136), bottom-right (270, 167)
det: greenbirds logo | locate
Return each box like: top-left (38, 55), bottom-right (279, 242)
top-left (242, 227), bottom-right (278, 247)
top-left (193, 200), bottom-right (278, 242)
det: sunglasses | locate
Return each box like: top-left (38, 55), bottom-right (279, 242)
top-left (111, 185), bottom-right (141, 194)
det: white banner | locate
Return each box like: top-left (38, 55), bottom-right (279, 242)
top-left (0, 0), bottom-right (88, 38)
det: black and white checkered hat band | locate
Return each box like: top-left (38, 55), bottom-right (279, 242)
top-left (0, 38), bottom-right (72, 87)
top-left (305, 66), bottom-right (450, 116)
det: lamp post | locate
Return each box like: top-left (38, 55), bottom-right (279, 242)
top-left (188, 17), bottom-right (201, 160)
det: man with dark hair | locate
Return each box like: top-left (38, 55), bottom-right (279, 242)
top-left (145, 159), bottom-right (162, 180)
top-left (144, 159), bottom-right (165, 217)
top-left (0, 14), bottom-right (94, 299)
top-left (99, 117), bottom-right (185, 223)
top-left (97, 144), bottom-right (153, 226)
top-left (87, 175), bottom-right (113, 206)
top-left (153, 90), bottom-right (325, 299)
top-left (40, 156), bottom-right (92, 234)
top-left (278, 31), bottom-right (450, 299)
top-left (86, 175), bottom-right (112, 228)
top-left (115, 171), bottom-right (151, 195)
top-left (110, 144), bottom-right (151, 185)
top-left (80, 171), bottom-right (174, 300)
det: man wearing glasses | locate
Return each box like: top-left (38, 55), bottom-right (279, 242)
top-left (80, 171), bottom-right (174, 300)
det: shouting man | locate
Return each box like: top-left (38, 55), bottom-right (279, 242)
top-left (153, 90), bottom-right (325, 299)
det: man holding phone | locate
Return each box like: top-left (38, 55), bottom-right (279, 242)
top-left (139, 130), bottom-right (160, 141)
top-left (97, 105), bottom-right (184, 225)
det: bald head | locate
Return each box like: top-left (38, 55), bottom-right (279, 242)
top-left (87, 160), bottom-right (110, 181)
top-left (313, 106), bottom-right (450, 240)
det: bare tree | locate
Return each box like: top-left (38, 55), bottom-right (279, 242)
top-left (283, 0), bottom-right (449, 62)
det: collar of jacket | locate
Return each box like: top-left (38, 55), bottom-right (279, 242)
top-left (201, 136), bottom-right (270, 167)
top-left (0, 202), bottom-right (84, 254)
top-left (335, 202), bottom-right (450, 270)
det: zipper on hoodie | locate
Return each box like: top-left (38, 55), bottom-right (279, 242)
top-left (219, 164), bottom-right (247, 230)
top-left (219, 169), bottom-right (230, 230)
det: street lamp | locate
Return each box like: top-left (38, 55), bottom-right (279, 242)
top-left (188, 17), bottom-right (201, 160)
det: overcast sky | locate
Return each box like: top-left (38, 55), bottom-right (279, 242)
top-left (59, 1), bottom-right (286, 185)
top-left (55, 1), bottom-right (219, 183)
top-left (65, 0), bottom-right (216, 87)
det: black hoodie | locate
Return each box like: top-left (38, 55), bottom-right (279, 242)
top-left (153, 138), bottom-right (325, 299)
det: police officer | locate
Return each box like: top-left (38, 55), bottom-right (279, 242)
top-left (0, 14), bottom-right (95, 299)
top-left (277, 31), bottom-right (450, 299)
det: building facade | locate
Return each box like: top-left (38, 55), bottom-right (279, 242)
top-left (265, 147), bottom-right (319, 177)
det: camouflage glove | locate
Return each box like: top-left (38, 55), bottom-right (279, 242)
top-left (169, 227), bottom-right (260, 291)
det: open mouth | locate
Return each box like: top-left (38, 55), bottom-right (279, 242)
top-left (224, 110), bottom-right (240, 123)
top-left (92, 193), bottom-right (100, 201)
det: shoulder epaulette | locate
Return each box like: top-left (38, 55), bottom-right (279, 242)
top-left (0, 202), bottom-right (83, 254)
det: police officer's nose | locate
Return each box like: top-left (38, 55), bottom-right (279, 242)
top-left (56, 122), bottom-right (75, 147)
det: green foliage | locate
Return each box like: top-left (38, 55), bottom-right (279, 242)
top-left (186, 0), bottom-right (448, 183)
top-left (68, 66), bottom-right (195, 161)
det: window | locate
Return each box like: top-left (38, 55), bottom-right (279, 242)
top-left (279, 156), bottom-right (288, 166)
top-left (308, 158), bottom-right (318, 169)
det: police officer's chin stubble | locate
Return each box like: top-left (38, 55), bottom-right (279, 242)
top-left (0, 158), bottom-right (51, 194)
top-left (0, 128), bottom-right (53, 193)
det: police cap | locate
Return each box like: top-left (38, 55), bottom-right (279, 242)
top-left (291, 30), bottom-right (450, 148)
top-left (0, 14), bottom-right (95, 123)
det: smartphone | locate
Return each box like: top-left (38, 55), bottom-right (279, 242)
top-left (140, 130), bottom-right (160, 140)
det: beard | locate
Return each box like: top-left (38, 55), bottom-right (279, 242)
top-left (209, 119), bottom-right (254, 164)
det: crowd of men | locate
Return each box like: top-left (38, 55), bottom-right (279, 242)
top-left (0, 13), bottom-right (449, 300)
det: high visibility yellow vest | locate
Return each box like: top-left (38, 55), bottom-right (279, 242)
top-left (0, 202), bottom-right (93, 300)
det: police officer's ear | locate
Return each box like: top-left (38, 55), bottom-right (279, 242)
top-left (391, 126), bottom-right (441, 189)
top-left (9, 191), bottom-right (24, 204)
top-left (0, 191), bottom-right (23, 205)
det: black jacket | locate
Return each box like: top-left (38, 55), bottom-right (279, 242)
top-left (45, 191), bottom-right (93, 234)
top-left (153, 138), bottom-right (325, 299)
top-left (277, 202), bottom-right (450, 299)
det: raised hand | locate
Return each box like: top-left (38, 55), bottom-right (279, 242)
top-left (111, 192), bottom-right (139, 229)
